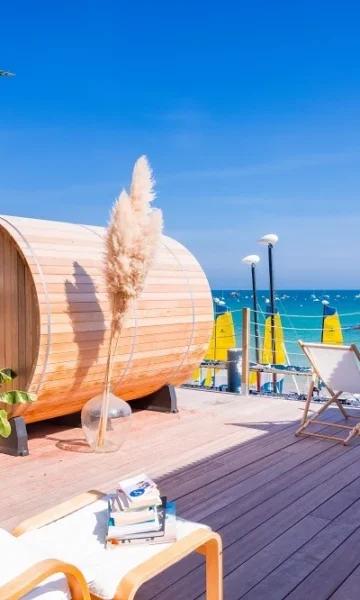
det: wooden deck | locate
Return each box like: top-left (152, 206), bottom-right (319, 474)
top-left (1, 388), bottom-right (360, 599)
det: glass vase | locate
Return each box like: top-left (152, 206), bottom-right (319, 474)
top-left (81, 392), bottom-right (132, 453)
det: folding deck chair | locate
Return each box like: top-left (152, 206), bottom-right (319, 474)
top-left (296, 341), bottom-right (360, 445)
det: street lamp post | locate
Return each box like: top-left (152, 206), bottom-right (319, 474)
top-left (242, 254), bottom-right (261, 392)
top-left (259, 233), bottom-right (279, 392)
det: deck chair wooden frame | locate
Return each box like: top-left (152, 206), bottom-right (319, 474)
top-left (296, 341), bottom-right (360, 445)
top-left (13, 490), bottom-right (223, 600)
top-left (0, 559), bottom-right (90, 600)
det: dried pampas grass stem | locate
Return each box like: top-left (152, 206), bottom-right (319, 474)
top-left (96, 156), bottom-right (163, 449)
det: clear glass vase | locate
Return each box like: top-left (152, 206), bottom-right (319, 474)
top-left (81, 392), bottom-right (132, 453)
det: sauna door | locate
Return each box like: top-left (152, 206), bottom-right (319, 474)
top-left (0, 226), bottom-right (39, 391)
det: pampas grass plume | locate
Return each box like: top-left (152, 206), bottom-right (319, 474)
top-left (97, 156), bottom-right (163, 448)
top-left (105, 155), bottom-right (163, 334)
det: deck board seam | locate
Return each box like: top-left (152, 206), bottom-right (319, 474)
top-left (176, 441), bottom-right (341, 514)
top-left (229, 483), bottom-right (360, 598)
top-left (327, 560), bottom-right (360, 599)
top-left (281, 524), bottom-right (360, 599)
top-left (181, 438), bottom-right (348, 525)
top-left (157, 423), bottom-right (345, 502)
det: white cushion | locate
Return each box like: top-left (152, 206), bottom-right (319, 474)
top-left (23, 579), bottom-right (69, 600)
top-left (0, 528), bottom-right (69, 599)
top-left (20, 498), bottom-right (208, 600)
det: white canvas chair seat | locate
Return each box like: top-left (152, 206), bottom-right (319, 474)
top-left (0, 528), bottom-right (70, 599)
top-left (296, 341), bottom-right (360, 445)
top-left (18, 497), bottom-right (209, 600)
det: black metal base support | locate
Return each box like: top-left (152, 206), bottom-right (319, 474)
top-left (133, 385), bottom-right (178, 413)
top-left (0, 416), bottom-right (29, 456)
top-left (50, 412), bottom-right (82, 428)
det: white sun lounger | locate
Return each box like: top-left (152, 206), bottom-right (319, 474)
top-left (0, 491), bottom-right (222, 600)
top-left (296, 341), bottom-right (360, 444)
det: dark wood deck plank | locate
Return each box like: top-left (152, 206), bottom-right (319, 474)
top-left (225, 514), bottom-right (329, 599)
top-left (158, 420), bottom-right (310, 500)
top-left (157, 422), bottom-right (344, 522)
top-left (140, 439), bottom-right (337, 599)
top-left (157, 410), bottom-right (345, 502)
top-left (236, 495), bottom-right (360, 599)
top-left (285, 526), bottom-right (360, 599)
top-left (329, 564), bottom-right (360, 599)
top-left (178, 442), bottom-right (324, 515)
top-left (187, 442), bottom-right (355, 527)
top-left (139, 431), bottom-right (360, 600)
top-left (154, 465), bottom-right (360, 600)
top-left (311, 475), bottom-right (360, 522)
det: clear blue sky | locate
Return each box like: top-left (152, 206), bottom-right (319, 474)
top-left (1, 1), bottom-right (360, 289)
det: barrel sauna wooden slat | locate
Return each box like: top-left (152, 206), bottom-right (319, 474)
top-left (32, 342), bottom-right (205, 373)
top-left (31, 273), bottom-right (207, 285)
top-left (38, 308), bottom-right (212, 325)
top-left (36, 337), bottom-right (209, 365)
top-left (35, 331), bottom-right (208, 359)
top-left (36, 289), bottom-right (210, 298)
top-left (38, 312), bottom-right (210, 331)
top-left (0, 215), bottom-right (213, 422)
top-left (37, 321), bottom-right (212, 348)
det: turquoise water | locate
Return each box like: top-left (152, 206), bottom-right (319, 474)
top-left (212, 289), bottom-right (360, 367)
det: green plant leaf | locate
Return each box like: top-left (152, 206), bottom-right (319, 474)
top-left (0, 409), bottom-right (11, 438)
top-left (0, 369), bottom-right (15, 384)
top-left (0, 390), bottom-right (36, 405)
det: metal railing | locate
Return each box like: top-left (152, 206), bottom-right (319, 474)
top-left (185, 304), bottom-right (360, 400)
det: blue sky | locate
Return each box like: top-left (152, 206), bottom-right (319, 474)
top-left (1, 0), bottom-right (360, 289)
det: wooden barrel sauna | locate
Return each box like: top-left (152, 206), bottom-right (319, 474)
top-left (0, 215), bottom-right (213, 423)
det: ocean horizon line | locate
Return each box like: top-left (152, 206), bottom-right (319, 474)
top-left (212, 288), bottom-right (360, 292)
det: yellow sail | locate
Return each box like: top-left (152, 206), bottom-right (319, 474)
top-left (322, 306), bottom-right (343, 344)
top-left (207, 311), bottom-right (236, 361)
top-left (192, 309), bottom-right (236, 386)
top-left (261, 311), bottom-right (286, 364)
top-left (203, 310), bottom-right (236, 386)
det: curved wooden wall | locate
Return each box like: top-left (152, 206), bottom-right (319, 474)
top-left (0, 215), bottom-right (213, 423)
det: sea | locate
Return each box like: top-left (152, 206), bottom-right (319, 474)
top-left (211, 289), bottom-right (360, 369)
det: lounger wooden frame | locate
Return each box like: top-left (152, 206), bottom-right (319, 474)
top-left (296, 341), bottom-right (360, 445)
top-left (13, 491), bottom-right (223, 600)
top-left (0, 559), bottom-right (90, 600)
